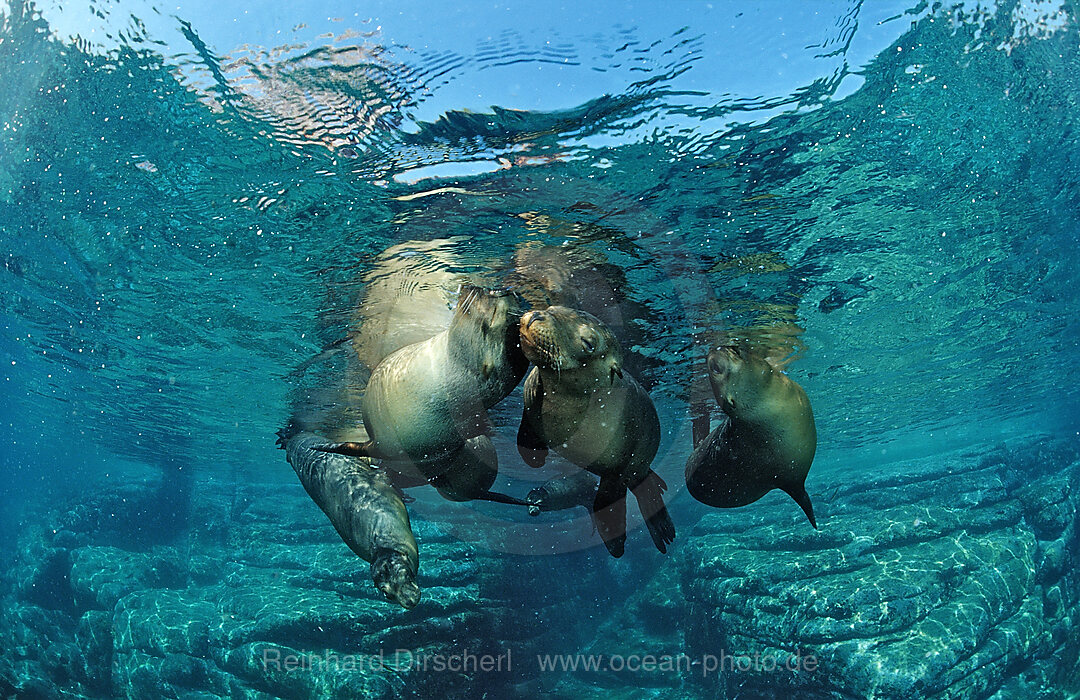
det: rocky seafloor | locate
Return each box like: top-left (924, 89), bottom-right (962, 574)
top-left (1, 438), bottom-right (1077, 699)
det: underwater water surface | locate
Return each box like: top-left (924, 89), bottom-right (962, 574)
top-left (1, 0), bottom-right (1079, 698)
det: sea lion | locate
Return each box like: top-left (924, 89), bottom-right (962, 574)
top-left (425, 434), bottom-right (499, 502)
top-left (321, 285), bottom-right (529, 505)
top-left (684, 344), bottom-right (817, 528)
top-left (525, 470), bottom-right (599, 517)
top-left (282, 431), bottom-right (421, 609)
top-left (517, 306), bottom-right (675, 557)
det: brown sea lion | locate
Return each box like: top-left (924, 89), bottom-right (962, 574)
top-left (685, 344), bottom-right (817, 528)
top-left (282, 432), bottom-right (421, 609)
top-left (517, 306), bottom-right (675, 557)
top-left (320, 286), bottom-right (529, 505)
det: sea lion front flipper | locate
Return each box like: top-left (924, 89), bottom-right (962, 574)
top-left (631, 470), bottom-right (676, 554)
top-left (517, 422), bottom-right (548, 469)
top-left (691, 401), bottom-right (711, 449)
top-left (592, 475), bottom-right (627, 558)
top-left (783, 484), bottom-right (818, 529)
top-left (472, 490), bottom-right (529, 506)
top-left (314, 441), bottom-right (376, 458)
top-left (517, 370), bottom-right (549, 468)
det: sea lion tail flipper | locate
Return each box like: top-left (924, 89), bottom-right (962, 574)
top-left (784, 484), bottom-right (818, 529)
top-left (592, 476), bottom-right (627, 558)
top-left (632, 470), bottom-right (676, 554)
top-left (525, 487), bottom-right (546, 516)
top-left (314, 441), bottom-right (375, 458)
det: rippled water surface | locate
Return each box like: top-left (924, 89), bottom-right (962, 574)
top-left (3, 0), bottom-right (1077, 478)
top-left (1, 0), bottom-right (1079, 694)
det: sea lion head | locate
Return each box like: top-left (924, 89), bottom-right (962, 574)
top-left (454, 284), bottom-right (521, 325)
top-left (706, 343), bottom-right (780, 419)
top-left (519, 306), bottom-right (623, 387)
top-left (525, 487), bottom-right (546, 516)
top-left (450, 285), bottom-right (527, 379)
top-left (371, 550), bottom-right (421, 610)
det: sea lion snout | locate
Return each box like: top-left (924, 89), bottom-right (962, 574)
top-left (523, 310), bottom-right (545, 328)
top-left (526, 487), bottom-right (545, 516)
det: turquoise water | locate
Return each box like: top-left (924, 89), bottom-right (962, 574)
top-left (2, 0), bottom-right (1079, 697)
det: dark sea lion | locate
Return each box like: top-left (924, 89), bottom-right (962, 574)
top-left (685, 344), bottom-right (818, 528)
top-left (321, 285), bottom-right (529, 505)
top-left (282, 432), bottom-right (421, 609)
top-left (525, 470), bottom-right (599, 517)
top-left (517, 306), bottom-right (675, 557)
top-left (425, 434), bottom-right (501, 503)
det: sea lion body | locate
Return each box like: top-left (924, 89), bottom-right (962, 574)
top-left (517, 306), bottom-right (675, 557)
top-left (685, 344), bottom-right (817, 527)
top-left (283, 432), bottom-right (420, 609)
top-left (325, 286), bottom-right (528, 504)
top-left (526, 470), bottom-right (599, 516)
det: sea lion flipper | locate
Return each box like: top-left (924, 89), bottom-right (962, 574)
top-left (472, 490), bottom-right (530, 506)
top-left (314, 441), bottom-right (375, 458)
top-left (691, 401), bottom-right (711, 449)
top-left (517, 423), bottom-right (549, 468)
top-left (518, 370), bottom-right (549, 468)
top-left (592, 475), bottom-right (627, 558)
top-left (631, 470), bottom-right (676, 554)
top-left (784, 484), bottom-right (818, 529)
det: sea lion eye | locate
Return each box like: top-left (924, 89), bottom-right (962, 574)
top-left (582, 337), bottom-right (595, 354)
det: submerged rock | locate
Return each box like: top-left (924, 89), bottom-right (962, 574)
top-left (675, 442), bottom-right (1080, 699)
top-left (0, 478), bottom-right (585, 698)
top-left (0, 439), bottom-right (1076, 698)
